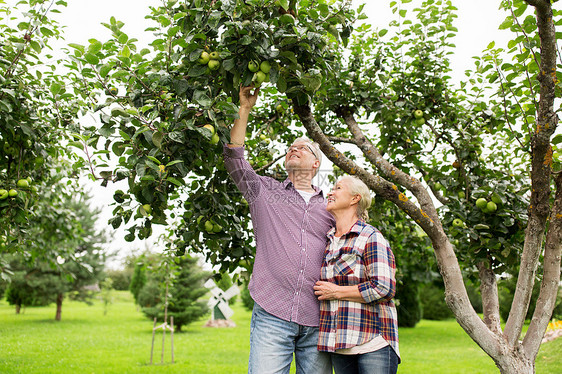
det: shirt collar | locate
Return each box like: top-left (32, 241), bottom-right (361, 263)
top-left (327, 219), bottom-right (366, 239)
top-left (283, 178), bottom-right (323, 195)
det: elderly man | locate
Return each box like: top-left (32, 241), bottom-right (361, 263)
top-left (223, 85), bottom-right (334, 374)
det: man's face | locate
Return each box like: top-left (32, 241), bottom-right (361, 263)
top-left (285, 141), bottom-right (319, 172)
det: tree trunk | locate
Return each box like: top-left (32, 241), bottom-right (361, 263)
top-left (477, 261), bottom-right (502, 335)
top-left (15, 304), bottom-right (21, 314)
top-left (55, 293), bottom-right (63, 321)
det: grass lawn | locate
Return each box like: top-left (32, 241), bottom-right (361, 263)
top-left (0, 291), bottom-right (560, 373)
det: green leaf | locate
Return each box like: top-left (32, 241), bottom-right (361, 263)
top-left (84, 53), bottom-right (100, 65)
top-left (193, 90), bottom-right (213, 108)
top-left (99, 64), bottom-right (112, 78)
top-left (147, 156), bottom-right (161, 165)
top-left (166, 160), bottom-right (184, 167)
top-left (152, 132), bottom-right (164, 149)
top-left (166, 177), bottom-right (184, 186)
top-left (88, 40), bottom-right (103, 54)
top-left (29, 40), bottom-right (41, 54)
top-left (50, 82), bottom-right (62, 95)
top-left (499, 18), bottom-right (513, 30)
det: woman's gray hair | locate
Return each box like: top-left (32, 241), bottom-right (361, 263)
top-left (340, 175), bottom-right (372, 221)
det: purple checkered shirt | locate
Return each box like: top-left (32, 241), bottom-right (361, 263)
top-left (317, 220), bottom-right (400, 359)
top-left (224, 145), bottom-right (335, 326)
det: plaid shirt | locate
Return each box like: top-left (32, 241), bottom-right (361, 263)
top-left (318, 220), bottom-right (400, 359)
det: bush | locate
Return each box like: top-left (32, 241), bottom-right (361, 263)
top-left (420, 281), bottom-right (454, 320)
top-left (240, 281), bottom-right (254, 311)
top-left (397, 281), bottom-right (422, 327)
top-left (106, 269), bottom-right (131, 291)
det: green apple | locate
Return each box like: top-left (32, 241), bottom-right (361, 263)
top-left (212, 223), bottom-right (223, 233)
top-left (259, 61), bottom-right (271, 74)
top-left (209, 51), bottom-right (220, 60)
top-left (204, 220), bottom-right (214, 232)
top-left (208, 59), bottom-right (220, 71)
top-left (458, 191), bottom-right (466, 199)
top-left (414, 109), bottom-right (424, 118)
top-left (142, 204), bottom-right (152, 215)
top-left (198, 51), bottom-right (211, 64)
top-left (452, 218), bottom-right (464, 227)
top-left (260, 134), bottom-right (267, 140)
top-left (415, 117), bottom-right (425, 125)
top-left (16, 179), bottom-right (29, 188)
top-left (203, 124), bottom-right (215, 135)
top-left (276, 104), bottom-right (284, 113)
top-left (210, 133), bottom-right (220, 145)
top-left (248, 60), bottom-right (259, 73)
top-left (434, 182), bottom-right (443, 190)
top-left (476, 198), bottom-right (488, 210)
top-left (8, 189), bottom-right (17, 198)
top-left (0, 189), bottom-right (8, 200)
top-left (254, 71), bottom-right (266, 84)
top-left (26, 176), bottom-right (32, 184)
top-left (486, 201), bottom-right (497, 212)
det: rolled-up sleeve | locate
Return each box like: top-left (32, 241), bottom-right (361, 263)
top-left (357, 231), bottom-right (396, 303)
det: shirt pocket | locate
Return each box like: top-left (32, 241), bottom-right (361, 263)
top-left (333, 249), bottom-right (362, 285)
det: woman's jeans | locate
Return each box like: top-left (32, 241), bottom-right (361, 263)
top-left (331, 345), bottom-right (399, 374)
top-left (248, 303), bottom-right (332, 374)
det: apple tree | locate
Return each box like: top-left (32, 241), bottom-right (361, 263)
top-left (0, 0), bottom-right (86, 279)
top-left (65, 0), bottom-right (560, 372)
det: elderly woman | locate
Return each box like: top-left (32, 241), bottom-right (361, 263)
top-left (313, 176), bottom-right (400, 374)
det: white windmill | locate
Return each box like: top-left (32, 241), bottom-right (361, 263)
top-left (204, 278), bottom-right (240, 324)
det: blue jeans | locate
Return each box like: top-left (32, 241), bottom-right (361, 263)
top-left (248, 303), bottom-right (332, 374)
top-left (331, 346), bottom-right (399, 374)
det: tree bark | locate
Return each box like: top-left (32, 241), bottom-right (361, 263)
top-left (506, 0), bottom-right (559, 347)
top-left (523, 171), bottom-right (562, 358)
top-left (477, 261), bottom-right (502, 335)
top-left (55, 293), bottom-right (63, 321)
top-left (15, 304), bottom-right (21, 314)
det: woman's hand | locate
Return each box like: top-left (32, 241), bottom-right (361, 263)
top-left (314, 281), bottom-right (340, 301)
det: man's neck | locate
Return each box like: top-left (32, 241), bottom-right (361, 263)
top-left (288, 171), bottom-right (315, 192)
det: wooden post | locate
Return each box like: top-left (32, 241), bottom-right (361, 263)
top-left (170, 316), bottom-right (175, 363)
top-left (150, 317), bottom-right (157, 364)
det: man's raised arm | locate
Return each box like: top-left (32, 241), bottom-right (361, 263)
top-left (229, 85), bottom-right (260, 147)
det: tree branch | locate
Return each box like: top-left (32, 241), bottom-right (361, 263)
top-left (477, 260), bottom-right (502, 335)
top-left (292, 99), bottom-right (506, 360)
top-left (523, 170), bottom-right (562, 356)
top-left (505, 0), bottom-right (559, 346)
top-left (293, 101), bottom-right (441, 236)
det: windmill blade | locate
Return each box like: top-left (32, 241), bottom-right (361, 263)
top-left (217, 300), bottom-right (234, 320)
top-left (223, 285), bottom-right (240, 300)
top-left (207, 296), bottom-right (218, 308)
top-left (209, 287), bottom-right (224, 298)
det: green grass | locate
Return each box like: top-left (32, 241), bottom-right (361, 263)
top-left (0, 291), bottom-right (560, 373)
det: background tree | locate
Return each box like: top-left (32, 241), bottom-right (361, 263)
top-left (4, 192), bottom-right (107, 320)
top-left (0, 0), bottom-right (85, 282)
top-left (137, 252), bottom-right (210, 332)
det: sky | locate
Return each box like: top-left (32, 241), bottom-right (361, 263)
top-left (16, 0), bottom-right (515, 269)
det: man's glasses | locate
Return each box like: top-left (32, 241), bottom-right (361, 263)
top-left (287, 145), bottom-right (318, 159)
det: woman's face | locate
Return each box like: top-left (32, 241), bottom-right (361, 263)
top-left (326, 178), bottom-right (357, 215)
